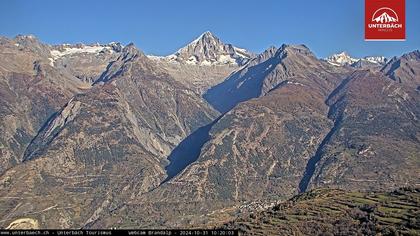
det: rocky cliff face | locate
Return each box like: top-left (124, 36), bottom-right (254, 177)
top-left (149, 60), bottom-right (239, 95)
top-left (50, 42), bottom-right (124, 84)
top-left (0, 36), bottom-right (89, 175)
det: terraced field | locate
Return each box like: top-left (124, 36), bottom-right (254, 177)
top-left (220, 188), bottom-right (420, 235)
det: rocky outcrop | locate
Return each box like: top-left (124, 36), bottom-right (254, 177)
top-left (51, 42), bottom-right (123, 84)
top-left (381, 50), bottom-right (420, 89)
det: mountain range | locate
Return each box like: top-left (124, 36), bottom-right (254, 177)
top-left (0, 32), bottom-right (418, 233)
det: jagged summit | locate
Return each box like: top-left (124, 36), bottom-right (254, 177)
top-left (121, 42), bottom-right (142, 56)
top-left (12, 34), bottom-right (53, 57)
top-left (243, 44), bottom-right (316, 71)
top-left (381, 50), bottom-right (420, 88)
top-left (179, 31), bottom-right (215, 50)
top-left (149, 31), bottom-right (254, 66)
top-left (276, 44), bottom-right (315, 58)
top-left (278, 44), bottom-right (310, 52)
top-left (251, 46), bottom-right (277, 63)
top-left (400, 49), bottom-right (420, 60)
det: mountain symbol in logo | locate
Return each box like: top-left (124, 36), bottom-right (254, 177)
top-left (372, 7), bottom-right (399, 23)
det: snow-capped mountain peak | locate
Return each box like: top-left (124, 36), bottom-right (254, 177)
top-left (325, 52), bottom-right (358, 66)
top-left (325, 52), bottom-right (387, 67)
top-left (148, 31), bottom-right (254, 66)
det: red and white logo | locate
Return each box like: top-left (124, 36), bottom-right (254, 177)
top-left (365, 0), bottom-right (405, 41)
top-left (372, 8), bottom-right (399, 23)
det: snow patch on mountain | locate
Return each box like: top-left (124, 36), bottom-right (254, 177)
top-left (50, 43), bottom-right (123, 60)
top-left (363, 56), bottom-right (388, 64)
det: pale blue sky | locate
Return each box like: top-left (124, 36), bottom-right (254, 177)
top-left (0, 0), bottom-right (419, 58)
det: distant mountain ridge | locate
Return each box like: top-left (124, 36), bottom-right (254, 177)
top-left (325, 52), bottom-right (388, 68)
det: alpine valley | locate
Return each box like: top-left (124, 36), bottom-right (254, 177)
top-left (0, 32), bottom-right (419, 234)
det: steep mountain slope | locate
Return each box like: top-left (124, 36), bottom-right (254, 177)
top-left (0, 44), bottom-right (219, 228)
top-left (153, 45), bottom-right (348, 200)
top-left (381, 50), bottom-right (420, 90)
top-left (0, 35), bottom-right (89, 174)
top-left (101, 46), bottom-right (420, 229)
top-left (204, 44), bottom-right (347, 113)
top-left (220, 188), bottom-right (420, 235)
top-left (305, 70), bottom-right (420, 192)
top-left (199, 65), bottom-right (419, 205)
top-left (93, 45), bottom-right (353, 228)
top-left (149, 60), bottom-right (238, 95)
